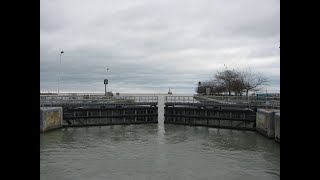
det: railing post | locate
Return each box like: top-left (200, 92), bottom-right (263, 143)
top-left (146, 109), bottom-right (148, 122)
top-left (123, 110), bottom-right (126, 123)
top-left (184, 109), bottom-right (186, 123)
top-left (244, 112), bottom-right (246, 128)
top-left (111, 110), bottom-right (113, 123)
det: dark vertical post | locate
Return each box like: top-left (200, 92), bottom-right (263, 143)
top-left (184, 109), bottom-right (186, 123)
top-left (123, 110), bottom-right (126, 123)
top-left (111, 109), bottom-right (113, 123)
top-left (194, 109), bottom-right (196, 125)
top-left (230, 112), bottom-right (232, 127)
top-left (244, 112), bottom-right (246, 128)
top-left (146, 109), bottom-right (148, 122)
top-left (135, 109), bottom-right (137, 122)
top-left (104, 79), bottom-right (108, 96)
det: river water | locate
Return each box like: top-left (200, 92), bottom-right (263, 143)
top-left (40, 94), bottom-right (280, 180)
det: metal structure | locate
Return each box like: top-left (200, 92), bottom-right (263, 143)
top-left (40, 94), bottom-right (280, 131)
top-left (40, 95), bottom-right (158, 107)
top-left (58, 51), bottom-right (64, 94)
top-left (164, 106), bottom-right (256, 131)
top-left (40, 95), bottom-right (158, 127)
top-left (63, 106), bottom-right (158, 127)
top-left (164, 95), bottom-right (280, 131)
top-left (104, 79), bottom-right (108, 96)
top-left (165, 96), bottom-right (280, 110)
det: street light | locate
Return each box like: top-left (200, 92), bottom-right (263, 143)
top-left (104, 67), bottom-right (109, 96)
top-left (58, 51), bottom-right (64, 94)
top-left (104, 79), bottom-right (108, 96)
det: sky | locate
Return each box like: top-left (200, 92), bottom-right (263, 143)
top-left (40, 0), bottom-right (280, 94)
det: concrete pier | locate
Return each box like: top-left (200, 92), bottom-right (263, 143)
top-left (275, 113), bottom-right (280, 143)
top-left (256, 109), bottom-right (279, 138)
top-left (40, 107), bottom-right (63, 132)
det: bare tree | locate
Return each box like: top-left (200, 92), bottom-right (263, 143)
top-left (197, 68), bottom-right (268, 97)
top-left (231, 78), bottom-right (245, 96)
top-left (214, 70), bottom-right (239, 96)
top-left (238, 69), bottom-right (268, 96)
top-left (213, 84), bottom-right (226, 95)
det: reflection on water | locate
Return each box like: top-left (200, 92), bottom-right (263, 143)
top-left (40, 95), bottom-right (279, 180)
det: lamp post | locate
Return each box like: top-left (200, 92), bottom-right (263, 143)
top-left (104, 79), bottom-right (108, 96)
top-left (104, 67), bottom-right (109, 96)
top-left (58, 51), bottom-right (64, 94)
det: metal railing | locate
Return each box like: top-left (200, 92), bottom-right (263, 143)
top-left (195, 95), bottom-right (280, 101)
top-left (165, 96), bottom-right (280, 109)
top-left (165, 96), bottom-right (199, 103)
top-left (114, 96), bottom-right (158, 103)
top-left (40, 95), bottom-right (158, 107)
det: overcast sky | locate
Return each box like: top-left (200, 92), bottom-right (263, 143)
top-left (40, 0), bottom-right (280, 94)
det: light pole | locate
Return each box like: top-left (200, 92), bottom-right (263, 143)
top-left (104, 79), bottom-right (108, 96)
top-left (104, 67), bottom-right (109, 96)
top-left (58, 51), bottom-right (64, 94)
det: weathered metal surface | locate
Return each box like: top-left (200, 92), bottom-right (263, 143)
top-left (40, 95), bottom-right (158, 107)
top-left (164, 106), bottom-right (256, 131)
top-left (165, 96), bottom-right (280, 110)
top-left (62, 106), bottom-right (158, 126)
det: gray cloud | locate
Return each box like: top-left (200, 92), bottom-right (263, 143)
top-left (41, 0), bottom-right (280, 94)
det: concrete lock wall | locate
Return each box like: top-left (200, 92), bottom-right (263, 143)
top-left (275, 113), bottom-right (280, 142)
top-left (256, 109), bottom-right (276, 138)
top-left (40, 107), bottom-right (63, 132)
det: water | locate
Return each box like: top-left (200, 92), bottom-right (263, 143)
top-left (40, 95), bottom-right (280, 180)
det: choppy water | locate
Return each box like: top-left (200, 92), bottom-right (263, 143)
top-left (40, 95), bottom-right (280, 180)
